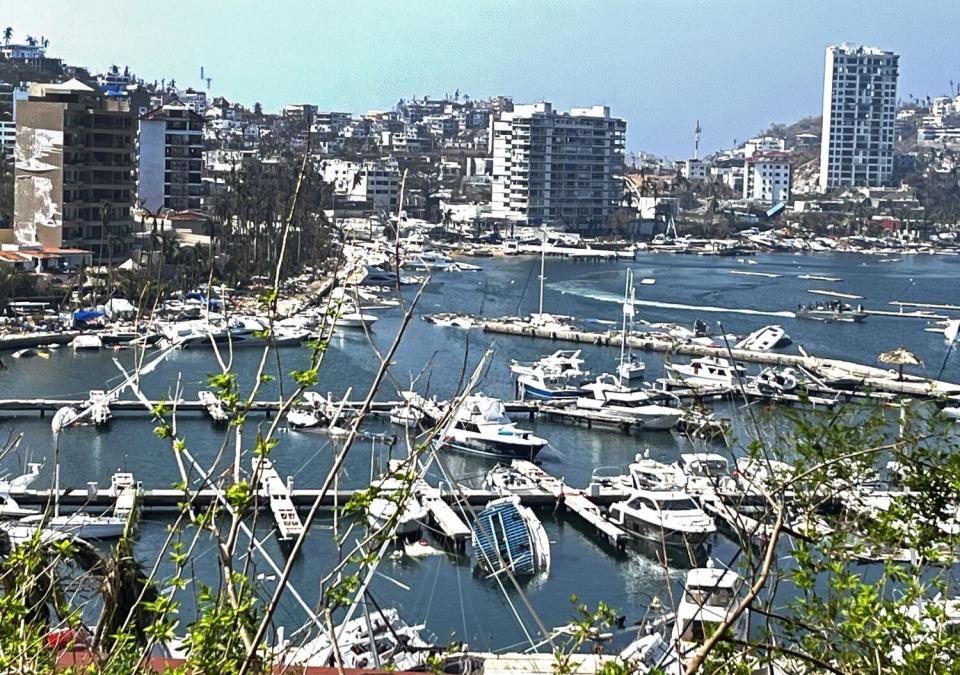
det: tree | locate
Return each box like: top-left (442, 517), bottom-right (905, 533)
top-left (24, 35), bottom-right (36, 47)
top-left (2, 27), bottom-right (11, 45)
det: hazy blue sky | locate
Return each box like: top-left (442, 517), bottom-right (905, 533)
top-left (5, 1), bottom-right (958, 157)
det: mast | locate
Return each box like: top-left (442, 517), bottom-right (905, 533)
top-left (537, 227), bottom-right (546, 317)
top-left (619, 269), bottom-right (634, 387)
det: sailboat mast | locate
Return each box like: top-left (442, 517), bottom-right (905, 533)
top-left (538, 229), bottom-right (546, 316)
top-left (619, 270), bottom-right (630, 387)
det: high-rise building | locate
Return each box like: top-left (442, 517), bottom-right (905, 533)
top-left (819, 44), bottom-right (899, 192)
top-left (743, 152), bottom-right (792, 203)
top-left (14, 79), bottom-right (136, 261)
top-left (137, 101), bottom-right (205, 212)
top-left (490, 102), bottom-right (625, 228)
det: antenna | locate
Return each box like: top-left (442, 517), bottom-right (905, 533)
top-left (694, 120), bottom-right (702, 160)
top-left (200, 65), bottom-right (204, 80)
top-left (206, 77), bottom-right (212, 90)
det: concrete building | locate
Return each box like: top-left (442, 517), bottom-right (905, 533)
top-left (744, 136), bottom-right (786, 158)
top-left (819, 44), bottom-right (899, 191)
top-left (0, 120), bottom-right (14, 157)
top-left (743, 152), bottom-right (791, 203)
top-left (14, 79), bottom-right (136, 262)
top-left (319, 158), bottom-right (400, 212)
top-left (490, 102), bottom-right (625, 228)
top-left (137, 101), bottom-right (205, 212)
top-left (680, 159), bottom-right (708, 181)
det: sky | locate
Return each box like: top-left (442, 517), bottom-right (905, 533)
top-left (4, 0), bottom-right (959, 158)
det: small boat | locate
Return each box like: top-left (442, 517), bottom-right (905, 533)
top-left (367, 461), bottom-right (428, 539)
top-left (502, 238), bottom-right (519, 255)
top-left (482, 464), bottom-right (542, 496)
top-left (617, 356), bottom-right (646, 384)
top-left (511, 349), bottom-right (588, 401)
top-left (753, 367), bottom-right (799, 394)
top-left (607, 487), bottom-right (716, 547)
top-left (51, 406), bottom-right (79, 432)
top-left (334, 311), bottom-right (378, 329)
top-left (734, 324), bottom-right (791, 351)
top-left (86, 390), bottom-right (113, 427)
top-left (11, 348), bottom-right (37, 359)
top-left (401, 250), bottom-right (454, 270)
top-left (616, 269), bottom-right (646, 383)
top-left (472, 495), bottom-right (550, 577)
top-left (666, 356), bottom-right (747, 388)
top-left (19, 512), bottom-right (127, 539)
top-left (198, 390), bottom-right (230, 424)
top-left (71, 335), bottom-right (103, 351)
top-left (445, 394), bottom-right (548, 459)
top-left (797, 301), bottom-right (867, 322)
top-left (388, 401), bottom-right (425, 427)
top-left (287, 410), bottom-right (324, 429)
top-left (424, 312), bottom-right (477, 329)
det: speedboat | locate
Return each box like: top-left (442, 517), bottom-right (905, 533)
top-left (402, 250), bottom-right (454, 270)
top-left (472, 495), bottom-right (550, 576)
top-left (676, 453), bottom-right (734, 496)
top-left (734, 324), bottom-right (791, 351)
top-left (576, 375), bottom-right (683, 430)
top-left (334, 310), bottom-right (378, 329)
top-left (482, 464), bottom-right (542, 496)
top-left (666, 356), bottom-right (747, 388)
top-left (607, 487), bottom-right (716, 547)
top-left (21, 512), bottom-right (126, 539)
top-left (444, 394), bottom-right (548, 459)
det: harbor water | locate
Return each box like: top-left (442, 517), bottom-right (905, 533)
top-left (1, 251), bottom-right (958, 648)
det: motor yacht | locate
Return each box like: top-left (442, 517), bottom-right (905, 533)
top-left (576, 375), bottom-right (683, 430)
top-left (444, 394), bottom-right (548, 459)
top-left (666, 356), bottom-right (747, 388)
top-left (607, 487), bottom-right (716, 547)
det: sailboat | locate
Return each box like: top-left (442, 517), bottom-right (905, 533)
top-left (472, 494), bottom-right (550, 577)
top-left (526, 228), bottom-right (574, 330)
top-left (616, 269), bottom-right (645, 384)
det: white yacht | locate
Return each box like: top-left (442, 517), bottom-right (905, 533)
top-left (607, 487), bottom-right (716, 547)
top-left (616, 268), bottom-right (646, 383)
top-left (666, 356), bottom-right (747, 388)
top-left (676, 453), bottom-right (734, 496)
top-left (86, 389), bottom-right (113, 427)
top-left (655, 564), bottom-right (748, 671)
top-left (71, 335), bottom-right (103, 351)
top-left (576, 375), bottom-right (683, 430)
top-left (402, 250), bottom-right (454, 270)
top-left (482, 464), bottom-right (542, 496)
top-left (444, 394), bottom-right (548, 459)
top-left (753, 366), bottom-right (799, 394)
top-left (502, 237), bottom-right (519, 255)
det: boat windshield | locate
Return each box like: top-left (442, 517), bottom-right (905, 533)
top-left (658, 497), bottom-right (699, 511)
top-left (687, 586), bottom-right (735, 608)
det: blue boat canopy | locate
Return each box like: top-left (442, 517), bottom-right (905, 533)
top-left (73, 310), bottom-right (104, 321)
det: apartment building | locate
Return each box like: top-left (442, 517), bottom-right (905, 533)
top-left (14, 79), bottom-right (136, 262)
top-left (489, 102), bottom-right (625, 228)
top-left (319, 158), bottom-right (400, 212)
top-left (743, 152), bottom-right (792, 203)
top-left (819, 44), bottom-right (899, 191)
top-left (137, 101), bottom-right (205, 212)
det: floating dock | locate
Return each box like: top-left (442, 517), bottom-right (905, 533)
top-left (416, 484), bottom-right (471, 549)
top-left (252, 457), bottom-right (304, 541)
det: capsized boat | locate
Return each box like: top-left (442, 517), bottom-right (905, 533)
top-left (472, 495), bottom-right (550, 576)
top-left (734, 324), bottom-right (791, 351)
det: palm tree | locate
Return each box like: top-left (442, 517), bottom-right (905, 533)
top-left (25, 35), bottom-right (36, 47)
top-left (2, 28), bottom-right (12, 45)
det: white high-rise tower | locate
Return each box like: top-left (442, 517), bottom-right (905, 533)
top-left (818, 44), bottom-right (899, 192)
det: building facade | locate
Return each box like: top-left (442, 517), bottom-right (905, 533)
top-left (819, 44), bottom-right (899, 191)
top-left (743, 152), bottom-right (791, 203)
top-left (319, 158), bottom-right (400, 212)
top-left (137, 101), bottom-right (205, 212)
top-left (14, 79), bottom-right (136, 262)
top-left (490, 102), bottom-right (625, 228)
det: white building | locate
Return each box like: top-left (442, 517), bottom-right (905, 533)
top-left (680, 159), bottom-right (709, 181)
top-left (743, 152), bottom-right (792, 203)
top-left (818, 44), bottom-right (898, 191)
top-left (744, 136), bottom-right (786, 158)
top-left (137, 102), bottom-right (205, 212)
top-left (319, 158), bottom-right (400, 212)
top-left (490, 102), bottom-right (625, 228)
top-left (0, 120), bottom-right (15, 157)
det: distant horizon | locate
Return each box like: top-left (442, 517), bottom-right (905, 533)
top-left (5, 1), bottom-right (958, 158)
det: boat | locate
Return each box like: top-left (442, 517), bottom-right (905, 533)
top-left (444, 394), bottom-right (548, 459)
top-left (502, 238), bottom-right (519, 255)
top-left (280, 608), bottom-right (435, 671)
top-left (11, 348), bottom-right (37, 358)
top-left (71, 335), bottom-right (103, 351)
top-left (511, 349), bottom-right (588, 401)
top-left (424, 312), bottom-right (477, 329)
top-left (797, 301), bottom-right (868, 322)
top-left (198, 390), bottom-right (230, 424)
top-left (606, 487), bottom-right (717, 547)
top-left (675, 453), bottom-right (735, 496)
top-left (20, 465), bottom-right (125, 539)
top-left (367, 461), bottom-right (428, 539)
top-left (471, 494), bottom-right (550, 576)
top-left (388, 399), bottom-right (425, 427)
top-left (482, 464), bottom-right (542, 496)
top-left (86, 390), bottom-right (113, 427)
top-left (734, 325), bottom-right (791, 351)
top-left (753, 367), bottom-right (799, 394)
top-left (51, 406), bottom-right (79, 432)
top-left (651, 563), bottom-right (748, 672)
top-left (666, 356), bottom-right (747, 388)
top-left (616, 269), bottom-right (646, 383)
top-left (334, 310), bottom-right (378, 329)
top-left (576, 375), bottom-right (683, 430)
